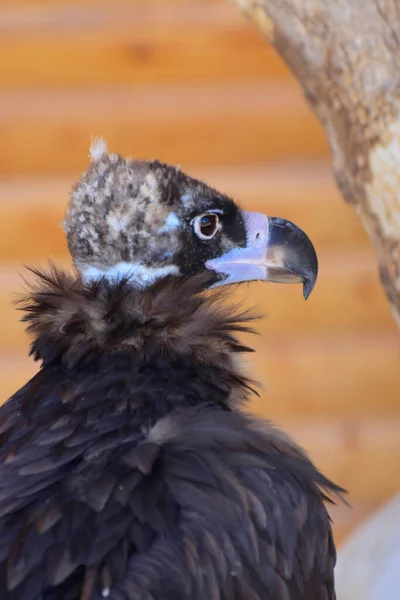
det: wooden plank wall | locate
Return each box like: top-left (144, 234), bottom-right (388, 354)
top-left (1, 0), bottom-right (399, 547)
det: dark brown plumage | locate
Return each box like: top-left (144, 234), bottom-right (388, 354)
top-left (0, 143), bottom-right (344, 599)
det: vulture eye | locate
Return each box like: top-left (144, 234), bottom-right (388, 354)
top-left (193, 213), bottom-right (220, 240)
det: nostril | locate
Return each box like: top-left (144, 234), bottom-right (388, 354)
top-left (255, 232), bottom-right (261, 241)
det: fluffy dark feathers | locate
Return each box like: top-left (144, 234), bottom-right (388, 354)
top-left (0, 267), bottom-right (345, 599)
top-left (18, 266), bottom-right (256, 371)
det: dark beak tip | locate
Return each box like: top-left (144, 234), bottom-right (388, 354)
top-left (302, 265), bottom-right (318, 300)
top-left (303, 282), bottom-right (312, 300)
top-left (268, 216), bottom-right (318, 301)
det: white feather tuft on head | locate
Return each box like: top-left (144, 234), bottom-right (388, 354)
top-left (89, 136), bottom-right (108, 162)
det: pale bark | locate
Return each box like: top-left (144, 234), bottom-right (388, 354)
top-left (231, 0), bottom-right (400, 325)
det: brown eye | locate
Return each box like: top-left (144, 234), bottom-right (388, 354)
top-left (193, 213), bottom-right (220, 240)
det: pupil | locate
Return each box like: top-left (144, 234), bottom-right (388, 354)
top-left (200, 215), bottom-right (215, 236)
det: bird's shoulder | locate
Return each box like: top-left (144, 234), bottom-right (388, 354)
top-left (145, 407), bottom-right (341, 600)
top-left (0, 371), bottom-right (341, 599)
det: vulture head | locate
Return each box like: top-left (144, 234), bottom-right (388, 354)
top-left (64, 138), bottom-right (317, 298)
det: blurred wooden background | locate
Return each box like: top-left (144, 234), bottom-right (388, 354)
top-left (1, 0), bottom-right (399, 548)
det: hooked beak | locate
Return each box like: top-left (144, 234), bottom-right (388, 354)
top-left (206, 211), bottom-right (318, 299)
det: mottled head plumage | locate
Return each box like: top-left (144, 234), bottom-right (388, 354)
top-left (63, 138), bottom-right (318, 296)
top-left (65, 146), bottom-right (180, 283)
top-left (64, 139), bottom-right (241, 287)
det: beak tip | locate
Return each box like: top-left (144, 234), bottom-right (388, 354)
top-left (303, 282), bottom-right (312, 300)
top-left (267, 217), bottom-right (318, 300)
top-left (302, 266), bottom-right (318, 300)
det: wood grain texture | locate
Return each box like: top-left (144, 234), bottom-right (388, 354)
top-left (4, 0), bottom-right (185, 5)
top-left (251, 332), bottom-right (400, 418)
top-left (0, 82), bottom-right (328, 175)
top-left (0, 2), bottom-right (290, 86)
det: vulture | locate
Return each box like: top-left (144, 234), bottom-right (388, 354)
top-left (0, 140), bottom-right (344, 600)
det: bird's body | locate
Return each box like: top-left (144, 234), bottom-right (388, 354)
top-left (0, 142), bottom-right (343, 599)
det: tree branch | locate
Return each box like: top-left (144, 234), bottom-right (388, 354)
top-left (231, 0), bottom-right (400, 325)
